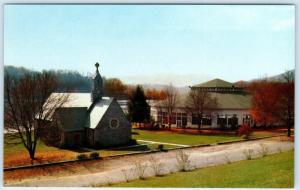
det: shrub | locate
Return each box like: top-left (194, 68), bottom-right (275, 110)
top-left (121, 169), bottom-right (130, 182)
top-left (149, 155), bottom-right (166, 176)
top-left (144, 122), bottom-right (153, 129)
top-left (133, 161), bottom-right (148, 180)
top-left (243, 149), bottom-right (253, 160)
top-left (238, 124), bottom-right (252, 139)
top-left (258, 143), bottom-right (269, 157)
top-left (77, 154), bottom-right (88, 160)
top-left (158, 144), bottom-right (164, 151)
top-left (176, 150), bottom-right (191, 172)
top-left (223, 154), bottom-right (232, 164)
top-left (128, 139), bottom-right (137, 145)
top-left (104, 175), bottom-right (113, 186)
top-left (89, 152), bottom-right (100, 159)
top-left (277, 147), bottom-right (282, 153)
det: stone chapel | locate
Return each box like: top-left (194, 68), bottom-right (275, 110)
top-left (43, 63), bottom-right (132, 148)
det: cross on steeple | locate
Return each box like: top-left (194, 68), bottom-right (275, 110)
top-left (95, 62), bottom-right (100, 71)
top-left (91, 62), bottom-right (103, 102)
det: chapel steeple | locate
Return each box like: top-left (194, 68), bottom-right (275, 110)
top-left (91, 62), bottom-right (103, 102)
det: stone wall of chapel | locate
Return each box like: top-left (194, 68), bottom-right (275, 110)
top-left (93, 99), bottom-right (131, 147)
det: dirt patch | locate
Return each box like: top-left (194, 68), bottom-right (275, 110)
top-left (4, 150), bottom-right (76, 168)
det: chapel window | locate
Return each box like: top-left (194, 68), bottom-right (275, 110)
top-left (110, 118), bottom-right (119, 128)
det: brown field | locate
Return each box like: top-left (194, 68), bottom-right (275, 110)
top-left (4, 150), bottom-right (76, 168)
top-left (4, 155), bottom-right (129, 182)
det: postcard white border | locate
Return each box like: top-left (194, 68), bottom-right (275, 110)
top-left (0, 1), bottom-right (298, 190)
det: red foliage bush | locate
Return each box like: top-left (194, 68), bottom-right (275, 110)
top-left (238, 124), bottom-right (252, 139)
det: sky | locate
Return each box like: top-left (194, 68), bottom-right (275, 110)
top-left (4, 5), bottom-right (295, 86)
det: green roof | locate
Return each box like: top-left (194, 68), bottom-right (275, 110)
top-left (211, 93), bottom-right (251, 109)
top-left (193, 78), bottom-right (234, 88)
top-left (151, 92), bottom-right (251, 110)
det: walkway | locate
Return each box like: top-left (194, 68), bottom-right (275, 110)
top-left (137, 139), bottom-right (189, 147)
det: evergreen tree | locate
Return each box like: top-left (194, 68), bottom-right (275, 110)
top-left (128, 86), bottom-right (150, 122)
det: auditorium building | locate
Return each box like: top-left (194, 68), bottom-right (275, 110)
top-left (149, 79), bottom-right (253, 129)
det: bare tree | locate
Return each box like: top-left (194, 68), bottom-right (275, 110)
top-left (280, 71), bottom-right (294, 137)
top-left (4, 72), bottom-right (69, 160)
top-left (162, 84), bottom-right (179, 130)
top-left (185, 89), bottom-right (217, 130)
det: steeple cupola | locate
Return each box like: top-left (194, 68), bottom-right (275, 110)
top-left (91, 62), bottom-right (103, 102)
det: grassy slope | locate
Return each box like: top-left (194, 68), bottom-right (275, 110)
top-left (132, 129), bottom-right (242, 145)
top-left (112, 150), bottom-right (294, 188)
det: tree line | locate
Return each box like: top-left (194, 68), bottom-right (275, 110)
top-left (4, 65), bottom-right (167, 100)
top-left (4, 66), bottom-right (294, 162)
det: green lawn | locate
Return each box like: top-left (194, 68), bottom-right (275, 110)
top-left (4, 128), bottom-right (279, 155)
top-left (111, 150), bottom-right (294, 188)
top-left (4, 129), bottom-right (282, 167)
top-left (132, 129), bottom-right (242, 145)
top-left (3, 128), bottom-right (244, 156)
top-left (132, 129), bottom-right (283, 146)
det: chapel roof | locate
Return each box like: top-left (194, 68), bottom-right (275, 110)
top-left (89, 97), bottom-right (113, 129)
top-left (43, 92), bottom-right (113, 131)
top-left (55, 93), bottom-right (92, 108)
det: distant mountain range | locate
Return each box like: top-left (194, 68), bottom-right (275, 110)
top-left (234, 69), bottom-right (295, 87)
top-left (4, 65), bottom-right (294, 94)
top-left (266, 70), bottom-right (295, 82)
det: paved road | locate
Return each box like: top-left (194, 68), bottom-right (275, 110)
top-left (5, 137), bottom-right (294, 187)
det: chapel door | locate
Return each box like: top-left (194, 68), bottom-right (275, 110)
top-left (74, 133), bottom-right (81, 146)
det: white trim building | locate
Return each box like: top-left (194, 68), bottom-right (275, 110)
top-left (149, 79), bottom-right (253, 129)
